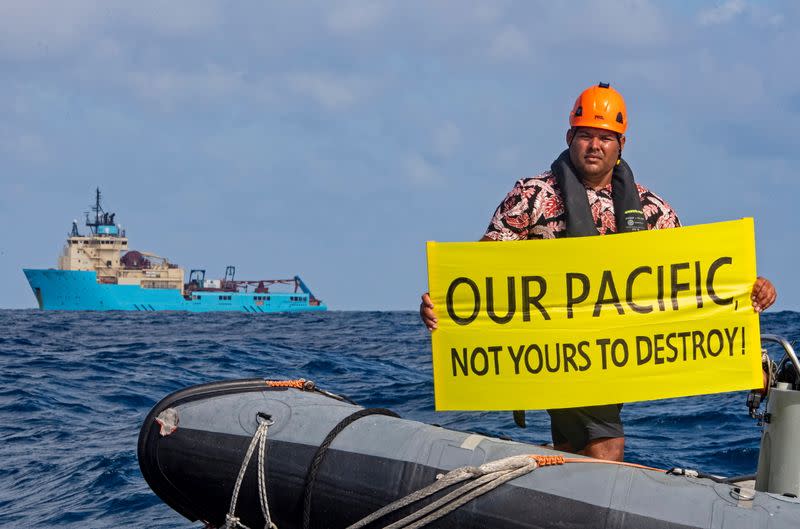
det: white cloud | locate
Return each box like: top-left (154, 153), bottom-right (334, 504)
top-left (432, 122), bottom-right (462, 158)
top-left (286, 72), bottom-right (370, 110)
top-left (406, 154), bottom-right (442, 186)
top-left (496, 145), bottom-right (523, 170)
top-left (326, 1), bottom-right (390, 34)
top-left (112, 0), bottom-right (221, 36)
top-left (0, 129), bottom-right (48, 164)
top-left (542, 0), bottom-right (668, 48)
top-left (0, 0), bottom-right (221, 61)
top-left (0, 0), bottom-right (99, 60)
top-left (488, 26), bottom-right (531, 62)
top-left (749, 4), bottom-right (785, 28)
top-left (125, 66), bottom-right (248, 110)
top-left (697, 0), bottom-right (747, 26)
top-left (89, 38), bottom-right (124, 63)
top-left (470, 3), bottom-right (508, 24)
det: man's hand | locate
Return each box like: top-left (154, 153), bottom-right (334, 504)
top-left (420, 292), bottom-right (438, 331)
top-left (752, 276), bottom-right (777, 313)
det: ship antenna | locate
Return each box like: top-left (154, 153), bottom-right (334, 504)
top-left (95, 188), bottom-right (101, 226)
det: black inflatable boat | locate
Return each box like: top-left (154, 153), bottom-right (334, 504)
top-left (138, 378), bottom-right (800, 528)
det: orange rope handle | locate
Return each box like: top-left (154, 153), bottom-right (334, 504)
top-left (528, 454), bottom-right (665, 473)
top-left (528, 455), bottom-right (565, 466)
top-left (265, 379), bottom-right (308, 389)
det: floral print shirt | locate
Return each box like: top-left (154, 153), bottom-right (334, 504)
top-left (484, 171), bottom-right (680, 240)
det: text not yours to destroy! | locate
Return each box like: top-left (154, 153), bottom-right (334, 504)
top-left (450, 326), bottom-right (746, 377)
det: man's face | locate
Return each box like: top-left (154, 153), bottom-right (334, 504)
top-left (566, 127), bottom-right (625, 182)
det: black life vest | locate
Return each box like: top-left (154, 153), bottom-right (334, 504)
top-left (550, 149), bottom-right (646, 237)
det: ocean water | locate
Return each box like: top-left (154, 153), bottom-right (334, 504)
top-left (1, 309), bottom-right (799, 528)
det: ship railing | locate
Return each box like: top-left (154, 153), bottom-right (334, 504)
top-left (186, 278), bottom-right (302, 294)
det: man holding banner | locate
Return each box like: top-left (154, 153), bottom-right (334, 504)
top-left (420, 83), bottom-right (777, 461)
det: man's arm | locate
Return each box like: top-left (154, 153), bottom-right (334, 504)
top-left (420, 235), bottom-right (494, 331)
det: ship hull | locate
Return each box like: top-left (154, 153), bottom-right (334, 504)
top-left (23, 269), bottom-right (327, 312)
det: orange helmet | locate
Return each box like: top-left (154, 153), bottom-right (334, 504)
top-left (569, 82), bottom-right (627, 134)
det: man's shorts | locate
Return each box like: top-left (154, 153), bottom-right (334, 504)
top-left (547, 404), bottom-right (624, 452)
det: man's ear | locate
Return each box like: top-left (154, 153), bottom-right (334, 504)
top-left (619, 134), bottom-right (626, 155)
top-left (566, 128), bottom-right (574, 146)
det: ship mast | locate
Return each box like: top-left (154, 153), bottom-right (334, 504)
top-left (85, 187), bottom-right (115, 235)
top-left (94, 187), bottom-right (101, 227)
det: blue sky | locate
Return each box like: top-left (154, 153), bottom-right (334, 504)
top-left (1, 0), bottom-right (797, 311)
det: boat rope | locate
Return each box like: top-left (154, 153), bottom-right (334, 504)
top-left (266, 379), bottom-right (311, 389)
top-left (345, 454), bottom-right (538, 529)
top-left (302, 407), bottom-right (400, 529)
top-left (223, 412), bottom-right (277, 529)
top-left (265, 378), bottom-right (357, 405)
top-left (345, 454), bottom-right (665, 529)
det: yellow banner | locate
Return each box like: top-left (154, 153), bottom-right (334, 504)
top-left (427, 219), bottom-right (761, 411)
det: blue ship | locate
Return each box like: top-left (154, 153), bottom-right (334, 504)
top-left (23, 190), bottom-right (327, 312)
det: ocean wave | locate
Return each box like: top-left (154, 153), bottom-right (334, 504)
top-left (0, 310), bottom-right (797, 528)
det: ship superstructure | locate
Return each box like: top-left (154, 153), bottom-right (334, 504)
top-left (24, 189), bottom-right (327, 312)
top-left (58, 190), bottom-right (184, 290)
